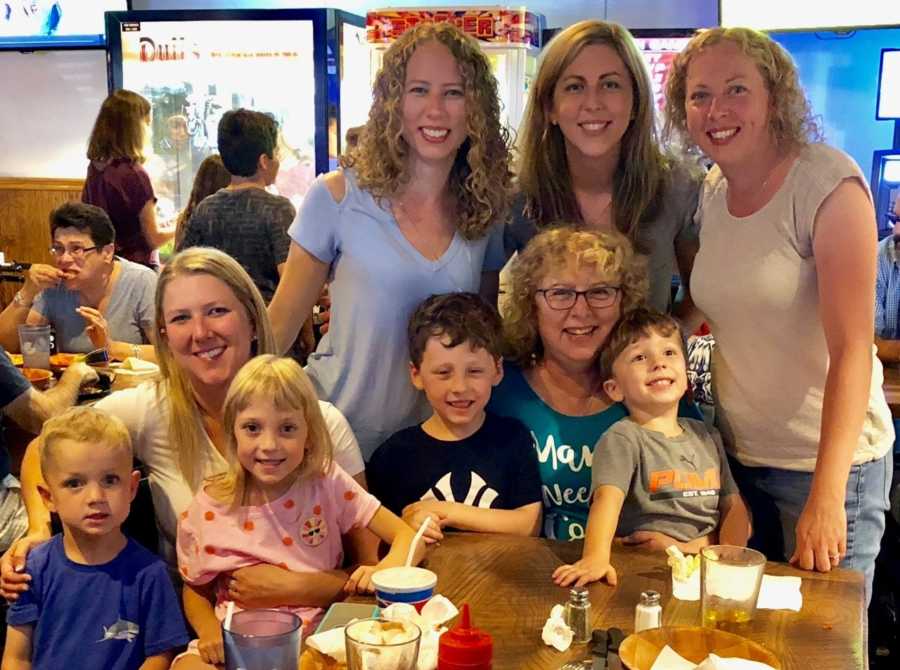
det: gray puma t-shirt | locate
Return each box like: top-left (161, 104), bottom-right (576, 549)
top-left (591, 417), bottom-right (737, 542)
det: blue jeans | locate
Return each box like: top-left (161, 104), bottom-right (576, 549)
top-left (729, 450), bottom-right (892, 606)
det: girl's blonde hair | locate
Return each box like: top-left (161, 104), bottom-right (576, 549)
top-left (663, 27), bottom-right (822, 152)
top-left (504, 225), bottom-right (648, 367)
top-left (154, 247), bottom-right (276, 487)
top-left (87, 89), bottom-right (152, 163)
top-left (208, 355), bottom-right (334, 508)
top-left (341, 21), bottom-right (514, 240)
top-left (517, 20), bottom-right (670, 246)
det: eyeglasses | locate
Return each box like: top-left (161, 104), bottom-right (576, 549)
top-left (536, 286), bottom-right (621, 310)
top-left (49, 245), bottom-right (99, 259)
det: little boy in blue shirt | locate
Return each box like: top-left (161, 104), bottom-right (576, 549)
top-left (3, 407), bottom-right (188, 669)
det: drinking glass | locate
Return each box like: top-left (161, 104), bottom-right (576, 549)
top-left (17, 324), bottom-right (51, 370)
top-left (345, 617), bottom-right (420, 670)
top-left (223, 609), bottom-right (301, 670)
top-left (701, 545), bottom-right (766, 630)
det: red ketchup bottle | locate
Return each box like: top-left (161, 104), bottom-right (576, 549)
top-left (438, 603), bottom-right (493, 670)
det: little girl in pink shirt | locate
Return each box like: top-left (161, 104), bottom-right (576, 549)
top-left (173, 355), bottom-right (419, 669)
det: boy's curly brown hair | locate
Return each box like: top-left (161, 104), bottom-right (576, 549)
top-left (341, 22), bottom-right (514, 240)
top-left (596, 307), bottom-right (685, 384)
top-left (408, 292), bottom-right (504, 368)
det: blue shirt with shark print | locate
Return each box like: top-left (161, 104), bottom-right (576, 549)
top-left (7, 535), bottom-right (188, 669)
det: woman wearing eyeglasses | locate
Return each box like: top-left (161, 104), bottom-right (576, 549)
top-left (0, 202), bottom-right (157, 360)
top-left (488, 227), bottom-right (648, 542)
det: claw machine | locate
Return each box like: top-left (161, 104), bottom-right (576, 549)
top-left (105, 8), bottom-right (366, 215)
top-left (365, 6), bottom-right (544, 133)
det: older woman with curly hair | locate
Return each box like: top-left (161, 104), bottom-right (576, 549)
top-left (268, 22), bottom-right (513, 458)
top-left (489, 226), bottom-right (650, 542)
top-left (664, 27), bottom-right (892, 599)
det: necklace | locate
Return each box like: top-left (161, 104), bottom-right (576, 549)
top-left (730, 150), bottom-right (793, 214)
top-left (392, 197), bottom-right (453, 261)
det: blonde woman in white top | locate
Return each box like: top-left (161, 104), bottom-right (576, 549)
top-left (664, 27), bottom-right (892, 603)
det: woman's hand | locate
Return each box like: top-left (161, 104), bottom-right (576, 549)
top-left (225, 564), bottom-right (293, 609)
top-left (26, 263), bottom-right (68, 294)
top-left (75, 306), bottom-right (110, 350)
top-left (790, 491), bottom-right (847, 572)
top-left (1, 531), bottom-right (49, 601)
top-left (552, 556), bottom-right (617, 588)
top-left (196, 626), bottom-right (225, 667)
top-left (345, 565), bottom-right (378, 595)
top-left (401, 501), bottom-right (447, 544)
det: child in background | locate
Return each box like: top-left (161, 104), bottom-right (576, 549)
top-left (173, 355), bottom-right (419, 670)
top-left (3, 407), bottom-right (188, 670)
top-left (553, 309), bottom-right (750, 587)
top-left (367, 293), bottom-right (542, 544)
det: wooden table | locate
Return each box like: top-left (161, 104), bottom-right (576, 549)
top-left (407, 533), bottom-right (865, 670)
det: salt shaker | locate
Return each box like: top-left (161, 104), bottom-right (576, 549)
top-left (634, 590), bottom-right (662, 632)
top-left (565, 586), bottom-right (592, 644)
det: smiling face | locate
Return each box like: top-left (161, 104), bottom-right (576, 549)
top-left (549, 43), bottom-right (634, 163)
top-left (234, 397), bottom-right (307, 500)
top-left (41, 440), bottom-right (138, 540)
top-left (51, 226), bottom-right (113, 291)
top-left (684, 40), bottom-right (774, 169)
top-left (160, 273), bottom-right (256, 395)
top-left (603, 328), bottom-right (688, 414)
top-left (411, 336), bottom-right (503, 439)
top-left (535, 263), bottom-right (622, 370)
top-left (400, 40), bottom-right (468, 168)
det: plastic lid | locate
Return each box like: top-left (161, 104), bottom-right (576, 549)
top-left (438, 603), bottom-right (493, 669)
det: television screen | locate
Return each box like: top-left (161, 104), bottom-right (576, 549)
top-left (877, 49), bottom-right (900, 120)
top-left (720, 0), bottom-right (900, 30)
top-left (0, 1), bottom-right (128, 50)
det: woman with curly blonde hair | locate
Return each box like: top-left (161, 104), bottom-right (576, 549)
top-left (664, 27), bottom-right (891, 601)
top-left (490, 226), bottom-right (657, 542)
top-left (268, 21), bottom-right (513, 458)
top-left (507, 20), bottom-right (701, 313)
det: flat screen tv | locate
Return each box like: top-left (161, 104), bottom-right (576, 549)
top-left (877, 48), bottom-right (900, 120)
top-left (0, 1), bottom-right (129, 50)
top-left (719, 0), bottom-right (900, 31)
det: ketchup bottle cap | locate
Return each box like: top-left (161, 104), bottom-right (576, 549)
top-left (438, 603), bottom-right (493, 669)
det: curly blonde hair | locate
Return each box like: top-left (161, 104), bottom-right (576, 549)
top-left (341, 22), bottom-right (514, 239)
top-left (208, 355), bottom-right (334, 510)
top-left (663, 27), bottom-right (822, 152)
top-left (517, 20), bottom-right (671, 245)
top-left (504, 226), bottom-right (648, 367)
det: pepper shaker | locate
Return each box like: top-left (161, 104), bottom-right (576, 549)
top-left (565, 586), bottom-right (592, 644)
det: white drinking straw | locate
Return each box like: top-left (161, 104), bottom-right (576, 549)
top-left (223, 600), bottom-right (235, 632)
top-left (405, 516), bottom-right (432, 567)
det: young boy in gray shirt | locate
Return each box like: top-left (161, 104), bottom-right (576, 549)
top-left (553, 308), bottom-right (750, 588)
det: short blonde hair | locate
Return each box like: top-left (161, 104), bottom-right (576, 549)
top-left (342, 21), bottom-right (514, 240)
top-left (664, 27), bottom-right (822, 152)
top-left (504, 226), bottom-right (648, 367)
top-left (210, 355), bottom-right (333, 509)
top-left (155, 247), bottom-right (276, 487)
top-left (87, 89), bottom-right (151, 163)
top-left (40, 407), bottom-right (132, 479)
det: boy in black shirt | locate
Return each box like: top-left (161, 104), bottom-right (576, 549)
top-left (367, 293), bottom-right (542, 543)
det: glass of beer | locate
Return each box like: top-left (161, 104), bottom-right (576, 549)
top-left (700, 545), bottom-right (766, 629)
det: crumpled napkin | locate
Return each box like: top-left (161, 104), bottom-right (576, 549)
top-left (670, 572), bottom-right (802, 611)
top-left (304, 594), bottom-right (458, 670)
top-left (541, 604), bottom-right (574, 652)
top-left (650, 647), bottom-right (777, 670)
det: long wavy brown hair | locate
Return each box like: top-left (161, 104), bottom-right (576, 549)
top-left (342, 22), bottom-right (513, 239)
top-left (663, 27), bottom-right (822, 152)
top-left (174, 154), bottom-right (231, 250)
top-left (87, 89), bottom-right (151, 163)
top-left (517, 20), bottom-right (670, 247)
top-left (504, 226), bottom-right (648, 367)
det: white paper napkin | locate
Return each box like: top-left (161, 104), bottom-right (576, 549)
top-left (755, 575), bottom-right (802, 611)
top-left (650, 647), bottom-right (777, 670)
top-left (541, 603), bottom-right (574, 652)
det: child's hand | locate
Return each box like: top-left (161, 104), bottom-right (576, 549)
top-left (345, 565), bottom-right (377, 595)
top-left (552, 556), bottom-right (618, 588)
top-left (621, 530), bottom-right (685, 552)
top-left (401, 501), bottom-right (447, 544)
top-left (197, 627), bottom-right (225, 666)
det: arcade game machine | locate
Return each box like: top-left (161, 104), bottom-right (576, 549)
top-left (365, 6), bottom-right (545, 132)
top-left (873, 48), bottom-right (900, 238)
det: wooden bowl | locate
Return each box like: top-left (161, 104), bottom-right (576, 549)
top-left (620, 626), bottom-right (781, 669)
top-left (22, 368), bottom-right (52, 390)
